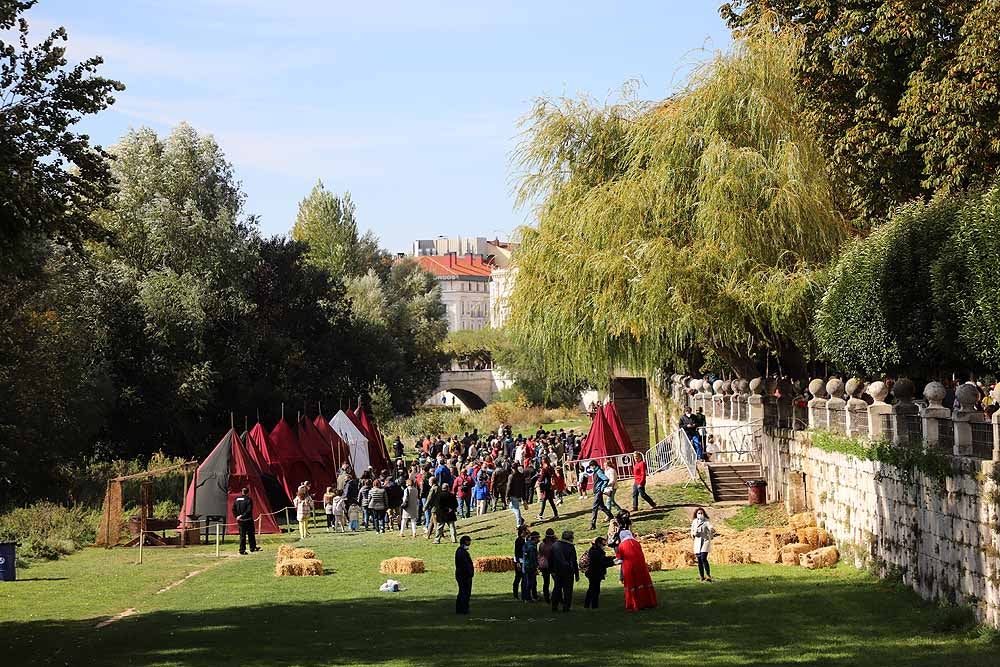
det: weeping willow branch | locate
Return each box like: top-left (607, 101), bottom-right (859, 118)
top-left (507, 26), bottom-right (848, 383)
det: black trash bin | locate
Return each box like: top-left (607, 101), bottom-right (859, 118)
top-left (0, 542), bottom-right (16, 582)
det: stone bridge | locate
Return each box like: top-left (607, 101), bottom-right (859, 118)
top-left (426, 369), bottom-right (513, 412)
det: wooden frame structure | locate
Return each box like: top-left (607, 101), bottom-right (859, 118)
top-left (96, 460), bottom-right (199, 548)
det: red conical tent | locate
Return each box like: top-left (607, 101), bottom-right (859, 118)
top-left (269, 418), bottom-right (325, 501)
top-left (577, 403), bottom-right (623, 461)
top-left (179, 429), bottom-right (280, 535)
top-left (244, 423), bottom-right (272, 473)
top-left (356, 406), bottom-right (391, 473)
top-left (296, 415), bottom-right (336, 490)
top-left (314, 414), bottom-right (350, 470)
top-left (603, 402), bottom-right (636, 454)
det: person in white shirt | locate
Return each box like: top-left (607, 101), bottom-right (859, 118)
top-left (603, 460), bottom-right (622, 513)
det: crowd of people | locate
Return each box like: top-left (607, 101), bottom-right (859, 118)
top-left (287, 425), bottom-right (660, 542)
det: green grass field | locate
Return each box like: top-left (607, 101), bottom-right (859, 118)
top-left (2, 481), bottom-right (997, 666)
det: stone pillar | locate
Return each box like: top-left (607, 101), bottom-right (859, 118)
top-left (712, 379), bottom-right (725, 419)
top-left (890, 378), bottom-right (920, 446)
top-left (866, 381), bottom-right (892, 440)
top-left (825, 378), bottom-right (846, 434)
top-left (748, 377), bottom-right (765, 422)
top-left (807, 378), bottom-right (828, 429)
top-left (776, 377), bottom-right (794, 428)
top-left (952, 383), bottom-right (984, 457)
top-left (845, 378), bottom-right (869, 437)
top-left (920, 381), bottom-right (951, 449)
top-left (734, 378), bottom-right (750, 421)
top-left (721, 379), bottom-right (733, 419)
top-left (993, 385), bottom-right (1000, 461)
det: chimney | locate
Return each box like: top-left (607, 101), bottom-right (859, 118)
top-left (447, 252), bottom-right (456, 267)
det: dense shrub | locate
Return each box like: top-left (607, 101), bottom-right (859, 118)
top-left (0, 502), bottom-right (103, 565)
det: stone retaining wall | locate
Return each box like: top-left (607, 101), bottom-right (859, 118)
top-left (781, 430), bottom-right (1000, 627)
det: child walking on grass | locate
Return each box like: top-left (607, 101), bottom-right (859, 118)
top-left (294, 488), bottom-right (313, 540)
top-left (331, 490), bottom-right (347, 532)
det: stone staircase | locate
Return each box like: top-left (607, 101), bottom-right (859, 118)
top-left (706, 461), bottom-right (763, 502)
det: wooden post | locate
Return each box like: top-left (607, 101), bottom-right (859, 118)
top-left (285, 507), bottom-right (291, 534)
top-left (215, 523), bottom-right (221, 558)
top-left (180, 467), bottom-right (189, 548)
top-left (137, 532), bottom-right (144, 565)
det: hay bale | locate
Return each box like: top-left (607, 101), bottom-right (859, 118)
top-left (653, 545), bottom-right (696, 569)
top-left (473, 556), bottom-right (516, 573)
top-left (780, 543), bottom-right (813, 565)
top-left (709, 548), bottom-right (754, 565)
top-left (800, 546), bottom-right (839, 569)
top-left (795, 527), bottom-right (831, 549)
top-left (646, 558), bottom-right (662, 572)
top-left (788, 511), bottom-right (817, 530)
top-left (380, 557), bottom-right (426, 574)
top-left (276, 544), bottom-right (316, 561)
top-left (768, 531), bottom-right (799, 563)
top-left (275, 557), bottom-right (324, 576)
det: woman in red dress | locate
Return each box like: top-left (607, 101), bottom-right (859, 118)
top-left (616, 530), bottom-right (657, 611)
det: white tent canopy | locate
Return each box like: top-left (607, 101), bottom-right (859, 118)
top-left (330, 410), bottom-right (370, 473)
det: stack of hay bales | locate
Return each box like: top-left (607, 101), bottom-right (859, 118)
top-left (779, 511), bottom-right (839, 568)
top-left (646, 557), bottom-right (663, 572)
top-left (380, 557), bottom-right (426, 574)
top-left (275, 544), bottom-right (324, 577)
top-left (473, 556), bottom-right (516, 573)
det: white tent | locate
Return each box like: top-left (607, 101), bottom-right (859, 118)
top-left (330, 410), bottom-right (370, 473)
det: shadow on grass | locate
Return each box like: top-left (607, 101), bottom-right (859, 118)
top-left (5, 573), bottom-right (996, 667)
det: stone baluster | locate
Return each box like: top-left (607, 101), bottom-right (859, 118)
top-left (721, 379), bottom-right (733, 420)
top-left (952, 383), bottom-right (985, 457)
top-left (807, 378), bottom-right (828, 429)
top-left (748, 377), bottom-right (765, 422)
top-left (776, 377), bottom-right (794, 428)
top-left (845, 378), bottom-right (868, 437)
top-left (825, 378), bottom-right (846, 434)
top-left (712, 379), bottom-right (725, 419)
top-left (920, 381), bottom-right (951, 449)
top-left (992, 385), bottom-right (1000, 461)
top-left (889, 378), bottom-right (920, 446)
top-left (734, 378), bottom-right (750, 421)
top-left (866, 381), bottom-right (892, 440)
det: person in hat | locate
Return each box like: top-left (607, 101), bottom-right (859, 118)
top-left (539, 527), bottom-right (557, 603)
top-left (583, 536), bottom-right (616, 609)
top-left (550, 529), bottom-right (579, 612)
top-left (454, 535), bottom-right (474, 614)
top-left (232, 487), bottom-right (261, 555)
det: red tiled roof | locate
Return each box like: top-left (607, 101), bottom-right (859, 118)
top-left (414, 253), bottom-right (493, 278)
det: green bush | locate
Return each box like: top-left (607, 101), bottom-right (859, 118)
top-left (809, 431), bottom-right (952, 486)
top-left (153, 499), bottom-right (180, 519)
top-left (0, 502), bottom-right (103, 564)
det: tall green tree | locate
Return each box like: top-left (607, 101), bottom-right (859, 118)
top-left (0, 0), bottom-right (123, 279)
top-left (509, 27), bottom-right (846, 382)
top-left (720, 0), bottom-right (1000, 222)
top-left (290, 182), bottom-right (384, 278)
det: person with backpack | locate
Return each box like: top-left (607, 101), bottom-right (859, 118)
top-left (536, 461), bottom-right (560, 521)
top-left (587, 461), bottom-right (614, 530)
top-left (473, 473), bottom-right (491, 516)
top-left (583, 536), bottom-right (617, 609)
top-left (521, 531), bottom-right (540, 602)
top-left (433, 484), bottom-right (459, 544)
top-left (507, 464), bottom-right (526, 529)
top-left (423, 477), bottom-right (440, 538)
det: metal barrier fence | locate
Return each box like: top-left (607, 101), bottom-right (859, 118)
top-left (937, 418), bottom-right (955, 451)
top-left (971, 422), bottom-right (995, 459)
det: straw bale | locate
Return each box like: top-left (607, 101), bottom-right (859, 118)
top-left (646, 558), bottom-right (662, 572)
top-left (788, 512), bottom-right (817, 530)
top-left (795, 527), bottom-right (831, 549)
top-left (708, 548), bottom-right (754, 565)
top-left (474, 556), bottom-right (516, 573)
top-left (276, 545), bottom-right (316, 562)
top-left (380, 557), bottom-right (426, 574)
top-left (653, 545), bottom-right (696, 569)
top-left (780, 543), bottom-right (814, 565)
top-left (275, 557), bottom-right (324, 576)
top-left (800, 546), bottom-right (839, 570)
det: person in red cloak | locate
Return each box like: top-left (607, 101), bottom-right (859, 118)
top-left (616, 529), bottom-right (657, 611)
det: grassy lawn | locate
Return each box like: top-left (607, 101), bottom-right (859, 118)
top-left (2, 481), bottom-right (997, 666)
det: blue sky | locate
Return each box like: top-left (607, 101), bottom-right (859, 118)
top-left (28, 1), bottom-right (731, 252)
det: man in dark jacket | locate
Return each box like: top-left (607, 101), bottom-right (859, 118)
top-left (583, 536), bottom-right (617, 609)
top-left (550, 530), bottom-right (579, 612)
top-left (231, 487), bottom-right (260, 555)
top-left (393, 436), bottom-right (405, 460)
top-left (434, 484), bottom-right (459, 544)
top-left (455, 535), bottom-right (474, 614)
top-left (491, 464), bottom-right (509, 511)
top-left (507, 465), bottom-right (526, 528)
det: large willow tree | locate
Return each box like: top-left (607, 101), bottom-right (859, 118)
top-left (508, 28), bottom-right (847, 382)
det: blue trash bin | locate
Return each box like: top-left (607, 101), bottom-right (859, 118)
top-left (0, 542), bottom-right (15, 582)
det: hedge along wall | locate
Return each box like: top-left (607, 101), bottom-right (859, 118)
top-left (796, 434), bottom-right (999, 626)
top-left (703, 411), bottom-right (1000, 627)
